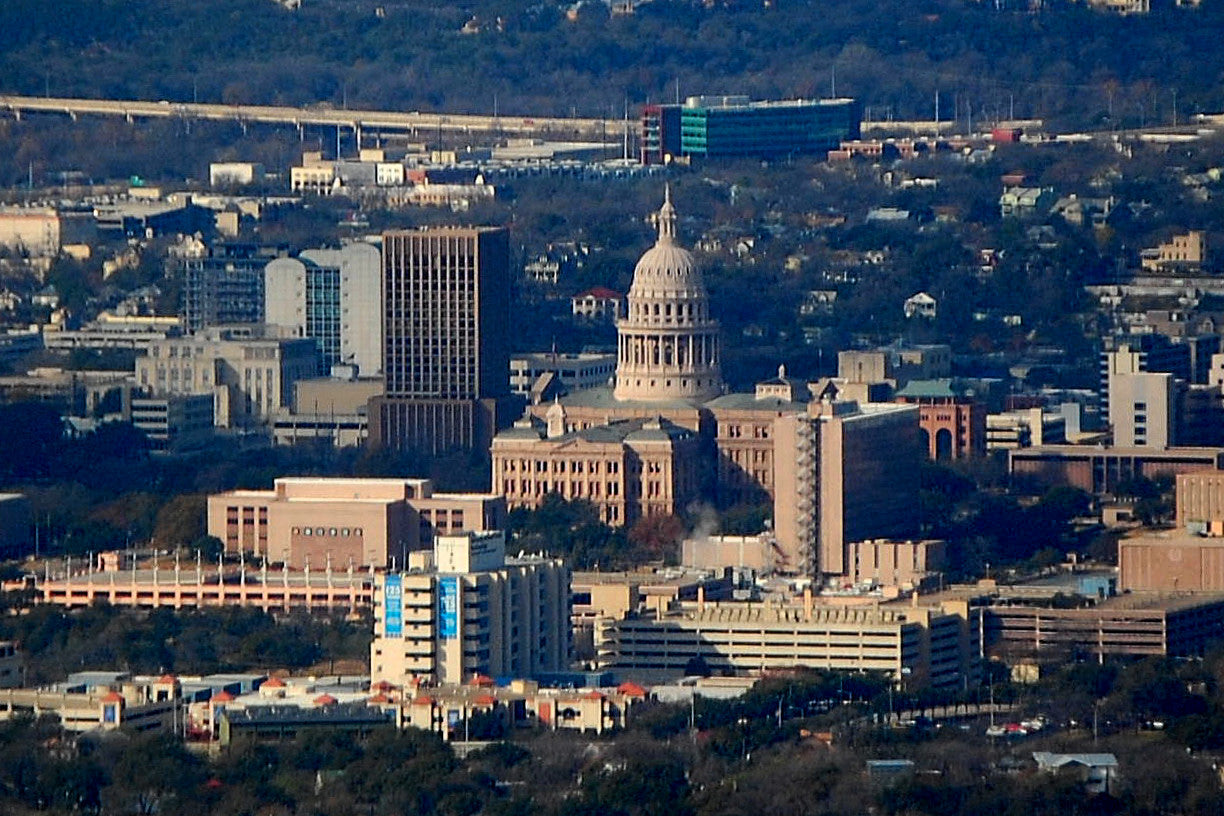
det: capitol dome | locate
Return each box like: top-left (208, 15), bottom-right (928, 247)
top-left (613, 188), bottom-right (723, 403)
top-left (628, 191), bottom-right (705, 300)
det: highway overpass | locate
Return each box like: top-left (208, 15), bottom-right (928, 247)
top-left (0, 94), bottom-right (634, 143)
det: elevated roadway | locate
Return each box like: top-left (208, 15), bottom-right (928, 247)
top-left (0, 94), bottom-right (632, 142)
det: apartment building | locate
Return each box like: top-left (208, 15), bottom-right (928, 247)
top-left (182, 242), bottom-right (287, 333)
top-left (370, 531), bottom-right (571, 685)
top-left (264, 243), bottom-right (382, 376)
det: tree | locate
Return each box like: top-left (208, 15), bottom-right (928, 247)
top-left (0, 402), bottom-right (63, 480)
top-left (153, 494), bottom-right (207, 549)
top-left (628, 514), bottom-right (685, 563)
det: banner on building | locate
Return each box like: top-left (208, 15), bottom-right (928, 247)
top-left (439, 576), bottom-right (459, 640)
top-left (384, 574), bottom-right (403, 636)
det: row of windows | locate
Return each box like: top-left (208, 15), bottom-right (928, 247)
top-left (721, 424), bottom-right (771, 439)
top-left (292, 527), bottom-right (364, 537)
top-left (505, 480), bottom-right (623, 498)
top-left (503, 480), bottom-right (622, 499)
top-left (501, 459), bottom-right (621, 475)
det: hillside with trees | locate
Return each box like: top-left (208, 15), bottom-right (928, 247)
top-left (1, 0), bottom-right (1222, 131)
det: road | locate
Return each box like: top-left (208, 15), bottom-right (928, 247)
top-left (0, 94), bottom-right (633, 142)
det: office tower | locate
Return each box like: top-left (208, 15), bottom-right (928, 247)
top-left (371, 227), bottom-right (516, 454)
top-left (772, 394), bottom-right (922, 577)
top-left (182, 242), bottom-right (287, 333)
top-left (264, 243), bottom-right (383, 376)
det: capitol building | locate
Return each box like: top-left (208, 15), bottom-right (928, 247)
top-left (491, 190), bottom-right (922, 578)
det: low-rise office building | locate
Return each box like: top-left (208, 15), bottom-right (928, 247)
top-left (388, 679), bottom-right (644, 738)
top-left (1176, 470), bottom-right (1224, 529)
top-left (509, 352), bottom-right (616, 401)
top-left (986, 407), bottom-right (1069, 451)
top-left (207, 477), bottom-right (505, 568)
top-left (272, 371), bottom-right (384, 448)
top-left (135, 325), bottom-right (317, 429)
top-left (0, 672), bottom-right (183, 733)
top-left (1119, 529), bottom-right (1224, 592)
top-left (641, 96), bottom-right (860, 162)
top-left (127, 394), bottom-right (215, 452)
top-left (1009, 445), bottom-right (1224, 494)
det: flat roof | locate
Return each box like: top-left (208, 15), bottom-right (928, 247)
top-left (274, 476), bottom-right (429, 485)
top-left (40, 568), bottom-right (374, 589)
top-left (911, 584), bottom-right (1224, 613)
top-left (1012, 445), bottom-right (1224, 458)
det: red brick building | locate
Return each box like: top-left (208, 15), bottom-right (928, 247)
top-left (894, 379), bottom-right (986, 460)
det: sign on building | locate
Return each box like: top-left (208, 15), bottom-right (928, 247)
top-left (384, 574), bottom-right (403, 636)
top-left (439, 576), bottom-right (459, 640)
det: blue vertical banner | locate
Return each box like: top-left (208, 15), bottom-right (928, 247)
top-left (439, 576), bottom-right (459, 640)
top-left (384, 574), bottom-right (403, 636)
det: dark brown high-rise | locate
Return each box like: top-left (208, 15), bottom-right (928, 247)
top-left (371, 227), bottom-right (516, 454)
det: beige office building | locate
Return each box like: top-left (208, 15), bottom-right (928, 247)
top-left (135, 325), bottom-right (317, 428)
top-left (845, 539), bottom-right (946, 588)
top-left (837, 344), bottom-right (952, 388)
top-left (1109, 370), bottom-right (1178, 448)
top-left (370, 531), bottom-right (571, 685)
top-left (772, 394), bottom-right (922, 576)
top-left (1176, 470), bottom-right (1224, 529)
top-left (0, 207), bottom-right (62, 257)
top-left (1119, 530), bottom-right (1224, 592)
top-left (207, 477), bottom-right (505, 568)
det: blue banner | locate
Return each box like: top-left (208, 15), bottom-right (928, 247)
top-left (439, 577), bottom-right (459, 640)
top-left (384, 574), bottom-right (403, 636)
